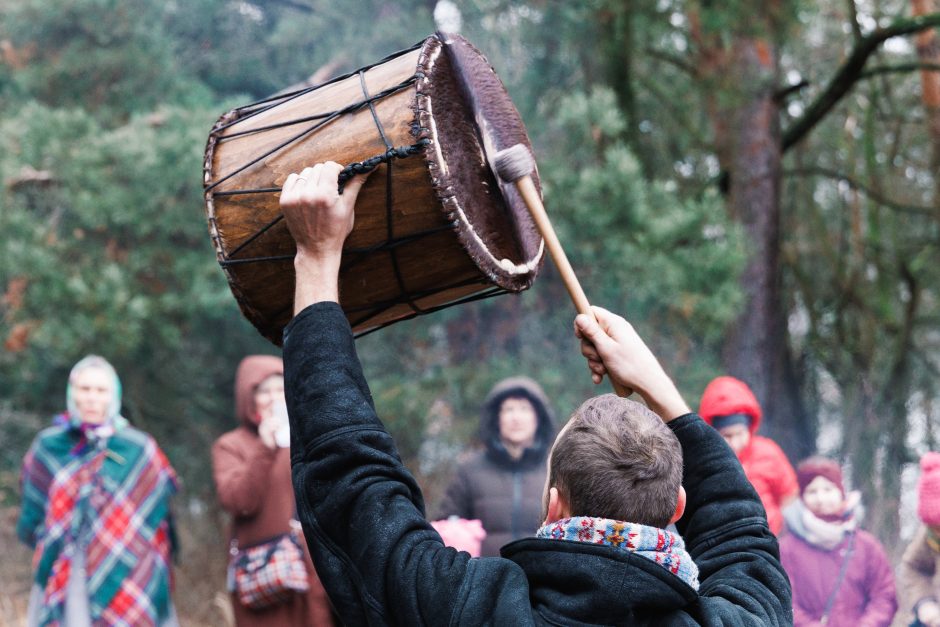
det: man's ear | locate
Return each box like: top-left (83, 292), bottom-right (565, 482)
top-left (669, 485), bottom-right (687, 525)
top-left (543, 487), bottom-right (570, 525)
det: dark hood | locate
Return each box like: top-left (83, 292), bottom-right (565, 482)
top-left (480, 376), bottom-right (555, 469)
top-left (502, 538), bottom-right (697, 624)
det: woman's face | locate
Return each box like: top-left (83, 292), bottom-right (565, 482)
top-left (72, 367), bottom-right (113, 425)
top-left (254, 374), bottom-right (285, 421)
top-left (802, 475), bottom-right (844, 517)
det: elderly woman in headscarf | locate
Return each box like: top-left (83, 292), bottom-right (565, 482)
top-left (212, 355), bottom-right (333, 626)
top-left (17, 355), bottom-right (179, 627)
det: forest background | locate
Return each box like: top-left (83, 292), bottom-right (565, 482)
top-left (1, 0), bottom-right (938, 623)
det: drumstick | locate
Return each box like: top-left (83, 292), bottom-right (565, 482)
top-left (494, 144), bottom-right (632, 398)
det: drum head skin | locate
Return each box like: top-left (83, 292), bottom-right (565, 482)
top-left (203, 34), bottom-right (543, 343)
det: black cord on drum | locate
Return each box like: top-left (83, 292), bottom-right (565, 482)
top-left (336, 139), bottom-right (430, 192)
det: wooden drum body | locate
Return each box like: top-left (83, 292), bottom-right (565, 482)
top-left (203, 34), bottom-right (543, 343)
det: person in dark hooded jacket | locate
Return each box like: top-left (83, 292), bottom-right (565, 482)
top-left (276, 162), bottom-right (791, 626)
top-left (435, 377), bottom-right (555, 556)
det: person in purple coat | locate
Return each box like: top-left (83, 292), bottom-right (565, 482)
top-left (780, 457), bottom-right (897, 626)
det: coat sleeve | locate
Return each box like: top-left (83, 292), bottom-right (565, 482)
top-left (897, 526), bottom-right (938, 619)
top-left (858, 533), bottom-right (897, 627)
top-left (283, 302), bottom-right (531, 627)
top-left (670, 416), bottom-right (793, 625)
top-left (211, 433), bottom-right (278, 518)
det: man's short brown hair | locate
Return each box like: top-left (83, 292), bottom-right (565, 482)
top-left (547, 394), bottom-right (683, 528)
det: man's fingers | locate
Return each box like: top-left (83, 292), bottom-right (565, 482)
top-left (281, 173), bottom-right (299, 203)
top-left (299, 166), bottom-right (317, 185)
top-left (589, 361), bottom-right (606, 376)
top-left (341, 171), bottom-right (370, 199)
top-left (309, 164), bottom-right (323, 187)
top-left (580, 339), bottom-right (600, 362)
top-left (322, 161), bottom-right (343, 179)
top-left (284, 172), bottom-right (298, 190)
top-left (574, 313), bottom-right (614, 353)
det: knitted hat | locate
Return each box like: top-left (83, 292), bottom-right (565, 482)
top-left (699, 377), bottom-right (762, 432)
top-left (796, 457), bottom-right (844, 496)
top-left (917, 452), bottom-right (940, 526)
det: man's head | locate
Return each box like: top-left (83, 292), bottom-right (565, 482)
top-left (543, 394), bottom-right (685, 528)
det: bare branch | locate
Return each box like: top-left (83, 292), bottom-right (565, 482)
top-left (643, 45), bottom-right (697, 76)
top-left (846, 0), bottom-right (863, 41)
top-left (783, 166), bottom-right (937, 214)
top-left (861, 62), bottom-right (940, 78)
top-left (636, 75), bottom-right (711, 148)
top-left (775, 80), bottom-right (810, 103)
top-left (783, 12), bottom-right (940, 152)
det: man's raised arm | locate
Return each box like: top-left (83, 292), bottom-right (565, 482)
top-left (575, 307), bottom-right (792, 624)
top-left (279, 164), bottom-right (532, 626)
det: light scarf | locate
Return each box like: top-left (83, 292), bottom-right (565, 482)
top-left (536, 516), bottom-right (700, 590)
top-left (783, 493), bottom-right (860, 550)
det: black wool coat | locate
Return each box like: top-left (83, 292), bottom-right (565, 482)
top-left (284, 303), bottom-right (793, 626)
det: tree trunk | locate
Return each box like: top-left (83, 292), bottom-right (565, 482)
top-left (715, 37), bottom-right (816, 460)
top-left (911, 0), bottom-right (940, 204)
top-left (597, 1), bottom-right (651, 177)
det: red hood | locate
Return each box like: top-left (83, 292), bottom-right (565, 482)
top-left (698, 376), bottom-right (762, 435)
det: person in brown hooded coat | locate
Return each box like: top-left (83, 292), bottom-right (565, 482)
top-left (434, 377), bottom-right (555, 557)
top-left (211, 355), bottom-right (333, 626)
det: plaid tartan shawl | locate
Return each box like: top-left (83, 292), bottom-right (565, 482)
top-left (17, 416), bottom-right (178, 626)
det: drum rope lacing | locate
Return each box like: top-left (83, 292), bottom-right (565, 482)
top-left (205, 36), bottom-right (510, 337)
top-left (357, 68), bottom-right (429, 316)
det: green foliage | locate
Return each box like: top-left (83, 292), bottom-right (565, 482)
top-left (541, 87), bottom-right (745, 391)
top-left (0, 102), bottom-right (274, 495)
top-left (1, 0), bottom-right (934, 583)
top-left (1, 0), bottom-right (211, 116)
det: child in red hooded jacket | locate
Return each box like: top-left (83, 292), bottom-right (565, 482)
top-left (699, 376), bottom-right (798, 535)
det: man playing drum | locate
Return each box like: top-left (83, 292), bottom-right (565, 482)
top-left (277, 162), bottom-right (792, 625)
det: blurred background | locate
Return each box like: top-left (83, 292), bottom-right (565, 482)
top-left (1, 0), bottom-right (938, 623)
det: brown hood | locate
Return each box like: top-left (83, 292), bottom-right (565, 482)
top-left (480, 376), bottom-right (555, 469)
top-left (235, 355), bottom-right (283, 426)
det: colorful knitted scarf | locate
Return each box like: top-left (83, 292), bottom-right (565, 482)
top-left (17, 416), bottom-right (178, 626)
top-left (536, 516), bottom-right (700, 590)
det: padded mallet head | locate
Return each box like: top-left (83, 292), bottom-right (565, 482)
top-left (494, 144), bottom-right (535, 183)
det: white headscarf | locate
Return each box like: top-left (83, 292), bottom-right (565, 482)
top-left (66, 355), bottom-right (123, 426)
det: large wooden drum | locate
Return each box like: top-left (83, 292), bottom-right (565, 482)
top-left (203, 34), bottom-right (544, 344)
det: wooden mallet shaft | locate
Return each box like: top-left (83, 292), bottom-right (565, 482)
top-left (494, 144), bottom-right (631, 397)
